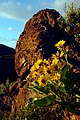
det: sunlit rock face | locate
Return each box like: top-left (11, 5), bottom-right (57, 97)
top-left (15, 8), bottom-right (79, 78)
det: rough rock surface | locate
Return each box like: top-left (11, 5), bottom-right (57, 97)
top-left (15, 8), bottom-right (73, 78)
top-left (0, 79), bottom-right (28, 113)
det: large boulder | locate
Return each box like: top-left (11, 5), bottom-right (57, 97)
top-left (0, 44), bottom-right (17, 84)
top-left (0, 8), bottom-right (80, 115)
top-left (15, 8), bottom-right (74, 78)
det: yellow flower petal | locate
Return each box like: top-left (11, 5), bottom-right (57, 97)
top-left (38, 75), bottom-right (47, 86)
top-left (36, 59), bottom-right (43, 65)
top-left (65, 46), bottom-right (69, 52)
top-left (54, 72), bottom-right (61, 80)
top-left (43, 59), bottom-right (49, 65)
top-left (55, 40), bottom-right (65, 49)
top-left (60, 51), bottom-right (64, 58)
top-left (52, 57), bottom-right (59, 66)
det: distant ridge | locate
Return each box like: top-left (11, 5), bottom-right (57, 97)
top-left (0, 44), bottom-right (17, 84)
top-left (0, 44), bottom-right (15, 55)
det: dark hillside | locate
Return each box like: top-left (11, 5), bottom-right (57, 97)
top-left (0, 44), bottom-right (17, 84)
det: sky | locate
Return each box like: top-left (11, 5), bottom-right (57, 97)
top-left (0, 0), bottom-right (80, 48)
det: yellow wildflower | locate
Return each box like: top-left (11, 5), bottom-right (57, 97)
top-left (30, 64), bottom-right (39, 71)
top-left (48, 65), bottom-right (55, 73)
top-left (56, 51), bottom-right (60, 57)
top-left (54, 72), bottom-right (61, 80)
top-left (52, 57), bottom-right (59, 66)
top-left (30, 59), bottom-right (43, 71)
top-left (38, 75), bottom-right (47, 86)
top-left (56, 51), bottom-right (64, 58)
top-left (65, 46), bottom-right (69, 52)
top-left (26, 74), bottom-right (30, 79)
top-left (36, 59), bottom-right (43, 65)
top-left (31, 71), bottom-right (38, 78)
top-left (55, 40), bottom-right (65, 49)
top-left (43, 59), bottom-right (49, 65)
top-left (43, 66), bottom-right (48, 74)
top-left (60, 51), bottom-right (64, 58)
top-left (52, 54), bottom-right (59, 65)
top-left (52, 54), bottom-right (56, 59)
top-left (50, 73), bottom-right (55, 80)
top-left (37, 67), bottom-right (43, 74)
top-left (50, 72), bottom-right (61, 81)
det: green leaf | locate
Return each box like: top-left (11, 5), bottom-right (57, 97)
top-left (48, 83), bottom-right (58, 93)
top-left (34, 95), bottom-right (56, 107)
top-left (59, 86), bottom-right (67, 94)
top-left (61, 65), bottom-right (70, 79)
top-left (34, 85), bottom-right (50, 94)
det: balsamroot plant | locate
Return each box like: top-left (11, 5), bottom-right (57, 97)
top-left (25, 40), bottom-right (80, 119)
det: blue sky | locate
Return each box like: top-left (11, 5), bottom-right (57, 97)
top-left (0, 0), bottom-right (80, 48)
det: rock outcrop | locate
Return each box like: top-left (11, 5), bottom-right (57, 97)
top-left (15, 8), bottom-right (74, 78)
top-left (0, 44), bottom-right (17, 84)
top-left (0, 8), bottom-right (80, 118)
top-left (0, 79), bottom-right (28, 114)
